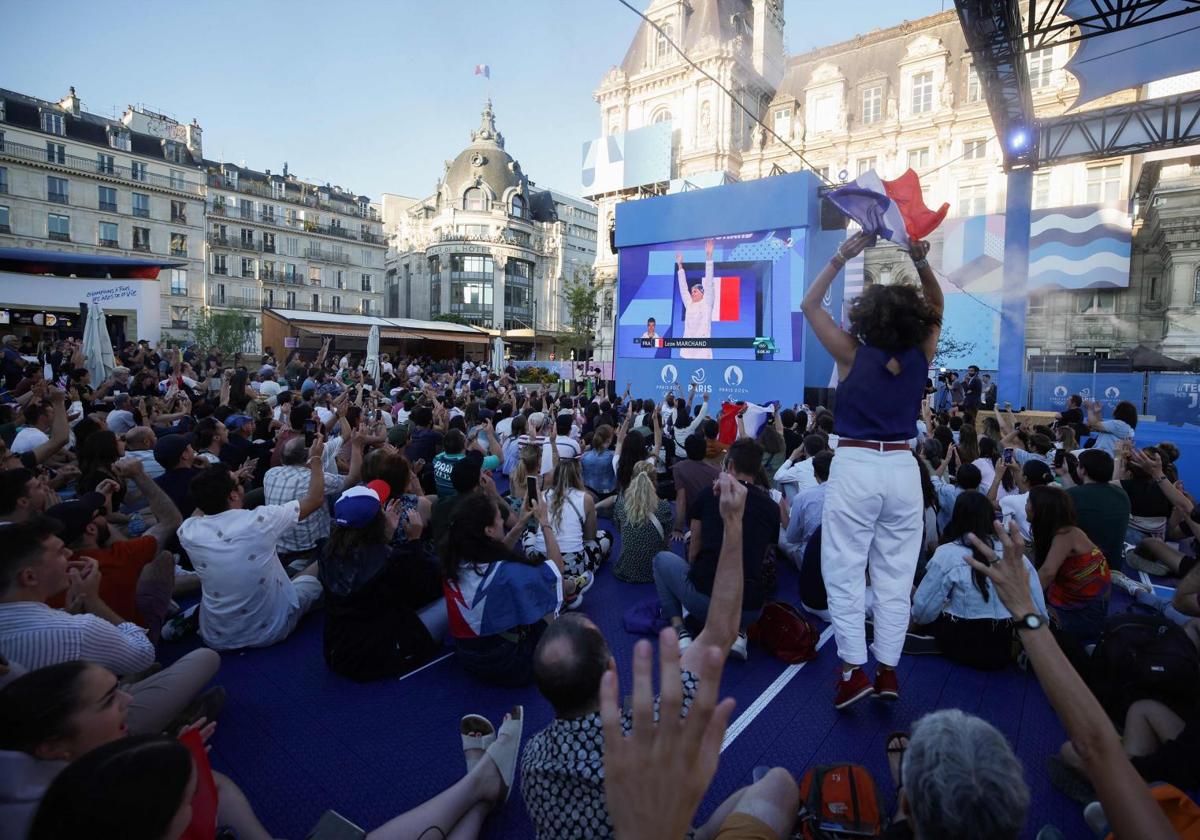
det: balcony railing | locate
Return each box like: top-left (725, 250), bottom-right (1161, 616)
top-left (48, 191), bottom-right (68, 204)
top-left (132, 207), bottom-right (150, 218)
top-left (48, 231), bottom-right (70, 242)
top-left (99, 201), bottom-right (117, 213)
top-left (99, 239), bottom-right (119, 249)
top-left (207, 173), bottom-right (380, 221)
top-left (206, 197), bottom-right (384, 243)
top-left (208, 234), bottom-right (230, 247)
top-left (132, 242), bottom-right (151, 252)
top-left (209, 292), bottom-right (260, 309)
top-left (0, 139), bottom-right (204, 196)
top-left (305, 246), bottom-right (351, 265)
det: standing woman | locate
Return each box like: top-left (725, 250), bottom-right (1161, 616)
top-left (800, 230), bottom-right (943, 709)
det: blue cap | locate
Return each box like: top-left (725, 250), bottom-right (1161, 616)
top-left (224, 414), bottom-right (254, 431)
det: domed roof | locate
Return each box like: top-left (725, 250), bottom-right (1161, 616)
top-left (443, 100), bottom-right (526, 200)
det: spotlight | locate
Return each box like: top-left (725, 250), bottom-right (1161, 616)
top-left (1008, 128), bottom-right (1030, 152)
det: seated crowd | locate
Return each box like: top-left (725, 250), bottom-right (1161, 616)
top-left (0, 331), bottom-right (1195, 839)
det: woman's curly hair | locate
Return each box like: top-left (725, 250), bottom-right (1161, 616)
top-left (846, 284), bottom-right (942, 351)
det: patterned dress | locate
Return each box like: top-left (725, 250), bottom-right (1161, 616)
top-left (613, 496), bottom-right (673, 583)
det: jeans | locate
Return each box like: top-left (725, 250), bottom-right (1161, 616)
top-left (455, 621), bottom-right (547, 687)
top-left (652, 551), bottom-right (760, 632)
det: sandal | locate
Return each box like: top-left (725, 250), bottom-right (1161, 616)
top-left (1046, 755), bottom-right (1096, 806)
top-left (460, 714), bottom-right (495, 773)
top-left (481, 705), bottom-right (524, 803)
top-left (886, 731), bottom-right (909, 792)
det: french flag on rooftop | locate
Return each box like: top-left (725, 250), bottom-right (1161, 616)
top-left (474, 64), bottom-right (490, 78)
top-left (825, 168), bottom-right (949, 249)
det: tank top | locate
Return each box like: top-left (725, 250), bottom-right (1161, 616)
top-left (1048, 545), bottom-right (1111, 610)
top-left (536, 488), bottom-right (587, 554)
top-left (834, 345), bottom-right (928, 442)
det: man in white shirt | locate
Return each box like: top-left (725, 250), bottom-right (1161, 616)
top-left (122, 426), bottom-right (165, 483)
top-left (179, 444), bottom-right (330, 650)
top-left (257, 369), bottom-right (283, 405)
top-left (782, 452), bottom-right (832, 564)
top-left (773, 434), bottom-right (828, 494)
top-left (105, 393), bottom-right (137, 435)
top-left (12, 402), bottom-right (52, 455)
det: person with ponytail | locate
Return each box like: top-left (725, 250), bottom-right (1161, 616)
top-left (523, 456), bottom-right (612, 580)
top-left (613, 461), bottom-right (673, 583)
top-left (910, 491), bottom-right (1047, 669)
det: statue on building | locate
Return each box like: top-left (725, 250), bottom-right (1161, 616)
top-left (699, 100), bottom-right (712, 137)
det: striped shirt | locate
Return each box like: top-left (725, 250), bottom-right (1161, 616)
top-left (263, 465), bottom-right (346, 553)
top-left (0, 601), bottom-right (155, 676)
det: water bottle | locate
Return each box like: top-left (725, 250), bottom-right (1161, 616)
top-left (127, 512), bottom-right (148, 537)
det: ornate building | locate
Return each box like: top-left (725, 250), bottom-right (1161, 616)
top-left (592, 3), bottom-right (1200, 366)
top-left (383, 101), bottom-right (597, 358)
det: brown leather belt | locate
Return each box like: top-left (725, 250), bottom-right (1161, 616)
top-left (838, 438), bottom-right (911, 453)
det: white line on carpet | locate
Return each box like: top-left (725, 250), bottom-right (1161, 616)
top-left (720, 625), bottom-right (834, 753)
top-left (396, 652), bottom-right (454, 682)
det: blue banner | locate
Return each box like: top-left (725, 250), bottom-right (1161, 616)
top-left (1028, 372), bottom-right (1143, 413)
top-left (620, 358), bottom-right (805, 407)
top-left (1147, 373), bottom-right (1200, 427)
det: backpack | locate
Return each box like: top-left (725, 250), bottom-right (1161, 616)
top-left (1098, 784), bottom-right (1200, 840)
top-left (795, 764), bottom-right (884, 840)
top-left (1087, 612), bottom-right (1200, 724)
top-left (622, 597), bottom-right (669, 636)
top-left (748, 602), bottom-right (818, 664)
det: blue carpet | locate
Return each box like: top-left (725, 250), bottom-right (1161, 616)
top-left (161, 510), bottom-right (1107, 839)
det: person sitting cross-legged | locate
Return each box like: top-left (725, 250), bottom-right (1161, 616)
top-left (521, 473), bottom-right (799, 840)
top-left (177, 437), bottom-right (329, 651)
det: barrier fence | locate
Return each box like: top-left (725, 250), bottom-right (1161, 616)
top-left (1018, 372), bottom-right (1200, 425)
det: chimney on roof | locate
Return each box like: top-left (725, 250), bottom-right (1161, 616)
top-left (185, 120), bottom-right (203, 159)
top-left (283, 162), bottom-right (289, 177)
top-left (59, 86), bottom-right (80, 117)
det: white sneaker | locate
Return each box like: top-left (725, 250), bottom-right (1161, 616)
top-left (730, 631), bottom-right (748, 661)
top-left (1110, 570), bottom-right (1151, 597)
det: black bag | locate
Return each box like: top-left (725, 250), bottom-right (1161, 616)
top-left (1087, 612), bottom-right (1200, 724)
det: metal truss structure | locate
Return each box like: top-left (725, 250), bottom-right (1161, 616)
top-left (955, 0), bottom-right (1200, 170)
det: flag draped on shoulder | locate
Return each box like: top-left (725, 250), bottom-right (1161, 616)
top-left (825, 168), bottom-right (949, 248)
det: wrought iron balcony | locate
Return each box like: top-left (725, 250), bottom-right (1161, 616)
top-left (0, 139), bottom-right (204, 195)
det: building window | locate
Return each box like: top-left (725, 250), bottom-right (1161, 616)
top-left (806, 92), bottom-right (837, 134)
top-left (331, 295), bottom-right (341, 312)
top-left (132, 226), bottom-right (151, 252)
top-left (41, 112), bottom-right (64, 135)
top-left (271, 181), bottom-right (285, 199)
top-left (430, 255), bottom-right (442, 317)
top-left (1147, 274), bottom-right (1160, 303)
top-left (169, 170), bottom-right (185, 191)
top-left (168, 233), bottom-right (186, 257)
top-left (361, 273), bottom-right (372, 292)
top-left (170, 200), bottom-right (187, 223)
top-left (98, 186), bottom-right (117, 213)
top-left (0, 205), bottom-right (9, 233)
top-left (0, 167), bottom-right (6, 194)
top-left (262, 232), bottom-right (275, 253)
top-left (265, 289), bottom-right (274, 308)
top-left (261, 204), bottom-right (276, 222)
top-left (907, 147), bottom-right (930, 171)
top-left (966, 66), bottom-right (983, 103)
top-left (131, 161), bottom-right (147, 182)
top-left (773, 107), bottom-right (792, 137)
top-left (1086, 163), bottom-right (1122, 203)
top-left (861, 85), bottom-right (882, 124)
top-left (132, 192), bottom-right (150, 218)
top-left (1033, 171), bottom-right (1052, 209)
top-left (957, 183), bottom-right (987, 216)
top-left (511, 194), bottom-right (527, 219)
top-left (212, 254), bottom-right (228, 275)
top-left (463, 188), bottom-right (486, 211)
top-left (1193, 266), bottom-right (1200, 305)
top-left (1028, 48), bottom-right (1053, 88)
top-left (1076, 289), bottom-right (1115, 314)
top-left (98, 221), bottom-right (118, 248)
top-left (109, 130), bottom-right (130, 151)
top-left (1027, 292), bottom-right (1046, 315)
top-left (240, 228), bottom-right (255, 248)
top-left (309, 265), bottom-right (321, 285)
top-left (47, 176), bottom-right (68, 204)
top-left (963, 138), bottom-right (987, 160)
top-left (48, 213), bottom-right (70, 241)
top-left (285, 236), bottom-right (298, 257)
top-left (46, 142), bottom-right (65, 164)
top-left (239, 199), bottom-right (254, 220)
top-left (856, 157), bottom-right (876, 177)
top-left (911, 71), bottom-right (934, 114)
top-left (655, 22), bottom-right (673, 64)
top-left (360, 248), bottom-right (372, 267)
top-left (170, 305), bottom-right (189, 329)
top-left (241, 257), bottom-right (255, 278)
top-left (93, 153), bottom-right (115, 175)
top-left (651, 107), bottom-right (672, 124)
top-left (170, 269), bottom-right (188, 296)
top-left (285, 290), bottom-right (296, 308)
top-left (285, 263), bottom-right (297, 283)
top-left (261, 260), bottom-right (275, 281)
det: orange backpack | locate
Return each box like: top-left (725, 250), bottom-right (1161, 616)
top-left (796, 763), bottom-right (884, 839)
top-left (1100, 784), bottom-right (1200, 840)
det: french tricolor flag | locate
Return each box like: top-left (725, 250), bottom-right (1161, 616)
top-left (474, 64), bottom-right (490, 78)
top-left (825, 168), bottom-right (948, 249)
top-left (712, 276), bottom-right (740, 322)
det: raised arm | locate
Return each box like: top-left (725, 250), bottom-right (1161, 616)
top-left (911, 240), bottom-right (944, 363)
top-left (703, 239), bottom-right (716, 317)
top-left (115, 458), bottom-right (182, 541)
top-left (676, 251), bottom-right (690, 305)
top-left (32, 388), bottom-right (70, 464)
top-left (297, 435), bottom-right (327, 520)
top-left (683, 474), bottom-right (745, 671)
top-left (800, 231), bottom-right (872, 378)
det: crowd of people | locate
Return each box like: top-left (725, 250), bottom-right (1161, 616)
top-left (0, 244), bottom-right (1197, 840)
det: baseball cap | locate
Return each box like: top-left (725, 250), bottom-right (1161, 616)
top-left (224, 414), bottom-right (254, 431)
top-left (333, 479), bottom-right (392, 529)
top-left (153, 434), bottom-right (192, 470)
top-left (45, 492), bottom-right (107, 544)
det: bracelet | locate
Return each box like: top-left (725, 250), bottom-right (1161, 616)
top-left (913, 258), bottom-right (930, 270)
top-left (830, 254), bottom-right (846, 268)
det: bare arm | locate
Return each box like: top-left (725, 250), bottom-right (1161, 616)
top-left (684, 475), bottom-right (746, 669)
top-left (297, 436), bottom-right (327, 520)
top-left (1174, 559), bottom-right (1200, 617)
top-left (583, 493), bottom-right (598, 542)
top-left (1037, 532), bottom-right (1073, 591)
top-left (911, 241), bottom-right (944, 363)
top-left (32, 388), bottom-right (70, 464)
top-left (117, 459), bottom-right (182, 541)
top-left (801, 232), bottom-right (872, 377)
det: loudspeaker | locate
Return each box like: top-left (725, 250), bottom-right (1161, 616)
top-left (820, 197), bottom-right (848, 231)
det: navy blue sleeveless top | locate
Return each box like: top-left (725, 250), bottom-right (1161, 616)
top-left (834, 345), bottom-right (928, 442)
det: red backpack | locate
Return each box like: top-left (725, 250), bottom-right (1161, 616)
top-left (748, 602), bottom-right (819, 664)
top-left (796, 764), bottom-right (884, 840)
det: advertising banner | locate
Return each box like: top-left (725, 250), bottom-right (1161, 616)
top-left (1147, 373), bottom-right (1200, 427)
top-left (1028, 372), bottom-right (1144, 412)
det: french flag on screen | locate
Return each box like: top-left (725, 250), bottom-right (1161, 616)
top-left (712, 276), bottom-right (740, 321)
top-left (474, 64), bottom-right (490, 78)
top-left (825, 168), bottom-right (948, 249)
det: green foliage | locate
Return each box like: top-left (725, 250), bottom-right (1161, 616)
top-left (561, 265), bottom-right (598, 355)
top-left (515, 365), bottom-right (559, 385)
top-left (932, 326), bottom-right (978, 368)
top-left (433, 313), bottom-right (472, 326)
top-left (190, 309), bottom-right (257, 359)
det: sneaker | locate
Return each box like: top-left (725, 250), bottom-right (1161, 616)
top-left (1124, 552), bottom-right (1170, 577)
top-left (574, 571), bottom-right (595, 596)
top-left (1110, 570), bottom-right (1151, 597)
top-left (564, 589), bottom-right (585, 611)
top-left (834, 667), bottom-right (874, 710)
top-left (730, 631), bottom-right (748, 661)
top-left (164, 686), bottom-right (227, 734)
top-left (873, 667), bottom-right (900, 701)
top-left (161, 604), bottom-right (200, 642)
top-left (903, 632), bottom-right (941, 655)
top-left (675, 625), bottom-right (693, 653)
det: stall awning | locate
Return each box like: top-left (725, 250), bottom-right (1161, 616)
top-left (405, 330), bottom-right (489, 344)
top-left (0, 247), bottom-right (185, 279)
top-left (298, 325), bottom-right (416, 340)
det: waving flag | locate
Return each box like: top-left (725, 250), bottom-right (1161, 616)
top-left (473, 64), bottom-right (490, 78)
top-left (826, 168), bottom-right (948, 248)
top-left (712, 276), bottom-right (741, 321)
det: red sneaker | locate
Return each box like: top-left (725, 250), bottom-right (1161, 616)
top-left (834, 667), bottom-right (874, 710)
top-left (874, 667), bottom-right (900, 701)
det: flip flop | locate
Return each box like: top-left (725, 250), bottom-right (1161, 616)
top-left (1046, 755), bottom-right (1096, 806)
top-left (460, 714), bottom-right (495, 773)
top-left (481, 705), bottom-right (524, 803)
top-left (886, 731), bottom-right (909, 792)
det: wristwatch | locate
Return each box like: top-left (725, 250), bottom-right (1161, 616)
top-left (1014, 613), bottom-right (1043, 632)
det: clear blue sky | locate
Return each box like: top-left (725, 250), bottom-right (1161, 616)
top-left (1, 0), bottom-right (947, 200)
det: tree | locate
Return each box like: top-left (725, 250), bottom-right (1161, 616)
top-left (561, 266), bottom-right (599, 359)
top-left (190, 309), bottom-right (258, 359)
top-left (931, 325), bottom-right (978, 368)
top-left (433, 313), bottom-right (472, 326)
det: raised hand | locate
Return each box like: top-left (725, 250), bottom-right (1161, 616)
top-left (704, 239), bottom-right (714, 260)
top-left (714, 472), bottom-right (747, 521)
top-left (910, 239), bottom-right (931, 263)
top-left (963, 521), bottom-right (1038, 618)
